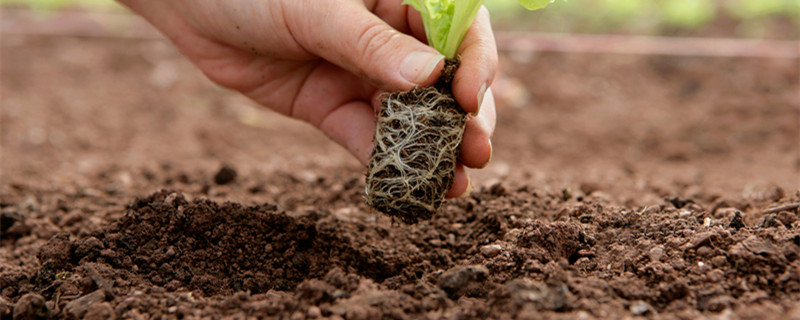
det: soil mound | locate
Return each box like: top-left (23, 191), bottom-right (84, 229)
top-left (36, 190), bottom-right (413, 295)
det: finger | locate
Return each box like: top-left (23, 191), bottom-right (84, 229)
top-left (445, 164), bottom-right (471, 198)
top-left (451, 6), bottom-right (498, 115)
top-left (291, 1), bottom-right (445, 91)
top-left (317, 100), bottom-right (376, 165)
top-left (362, 0), bottom-right (429, 53)
top-left (459, 88), bottom-right (496, 169)
top-left (240, 61), bottom-right (377, 164)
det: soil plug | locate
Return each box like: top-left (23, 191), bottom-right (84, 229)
top-left (366, 59), bottom-right (466, 223)
top-left (365, 0), bottom-right (561, 223)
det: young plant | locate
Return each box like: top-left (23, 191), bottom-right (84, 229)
top-left (365, 0), bottom-right (559, 224)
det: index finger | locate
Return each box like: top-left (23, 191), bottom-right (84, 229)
top-left (452, 6), bottom-right (498, 115)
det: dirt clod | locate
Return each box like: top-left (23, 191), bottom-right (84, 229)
top-left (83, 302), bottom-right (114, 320)
top-left (63, 290), bottom-right (106, 319)
top-left (13, 293), bottom-right (50, 320)
top-left (213, 165), bottom-right (237, 185)
top-left (437, 265), bottom-right (489, 299)
top-left (729, 211), bottom-right (746, 230)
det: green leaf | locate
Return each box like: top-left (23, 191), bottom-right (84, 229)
top-left (403, 0), bottom-right (561, 58)
top-left (518, 0), bottom-right (557, 11)
top-left (441, 0), bottom-right (484, 58)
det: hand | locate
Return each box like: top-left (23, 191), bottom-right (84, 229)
top-left (119, 0), bottom-right (497, 197)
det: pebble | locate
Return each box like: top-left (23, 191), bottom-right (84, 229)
top-left (630, 300), bottom-right (650, 315)
top-left (648, 245), bottom-right (665, 262)
top-left (307, 306), bottom-right (322, 318)
top-left (480, 244), bottom-right (503, 258)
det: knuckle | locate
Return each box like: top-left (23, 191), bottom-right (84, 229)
top-left (356, 22), bottom-right (398, 66)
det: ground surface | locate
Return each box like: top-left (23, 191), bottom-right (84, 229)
top-left (2, 16), bottom-right (800, 320)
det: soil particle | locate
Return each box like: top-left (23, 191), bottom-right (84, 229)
top-left (437, 265), bottom-right (489, 299)
top-left (82, 302), bottom-right (114, 320)
top-left (36, 232), bottom-right (74, 271)
top-left (630, 300), bottom-right (651, 316)
top-left (495, 278), bottom-right (573, 312)
top-left (480, 244), bottom-right (503, 258)
top-left (13, 293), bottom-right (51, 320)
top-left (515, 220), bottom-right (593, 263)
top-left (63, 290), bottom-right (106, 319)
top-left (1, 209), bottom-right (28, 237)
top-left (0, 296), bottom-right (12, 318)
top-left (213, 164), bottom-right (237, 185)
top-left (729, 211), bottom-right (746, 230)
top-left (667, 196), bottom-right (695, 208)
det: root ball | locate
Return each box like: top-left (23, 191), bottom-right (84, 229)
top-left (365, 59), bottom-right (466, 224)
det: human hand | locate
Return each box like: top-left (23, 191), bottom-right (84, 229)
top-left (119, 0), bottom-right (497, 197)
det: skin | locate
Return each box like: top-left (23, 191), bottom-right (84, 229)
top-left (118, 0), bottom-right (497, 198)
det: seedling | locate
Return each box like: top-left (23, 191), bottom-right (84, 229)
top-left (365, 0), bottom-right (560, 223)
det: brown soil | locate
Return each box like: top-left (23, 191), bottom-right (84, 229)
top-left (2, 23), bottom-right (799, 320)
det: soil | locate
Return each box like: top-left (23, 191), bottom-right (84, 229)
top-left (367, 59), bottom-right (465, 224)
top-left (2, 19), bottom-right (799, 320)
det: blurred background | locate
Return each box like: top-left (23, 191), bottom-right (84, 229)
top-left (3, 0), bottom-right (798, 38)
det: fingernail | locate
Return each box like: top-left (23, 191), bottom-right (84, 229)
top-left (479, 139), bottom-right (493, 169)
top-left (473, 83), bottom-right (487, 116)
top-left (400, 51), bottom-right (445, 84)
top-left (459, 177), bottom-right (474, 198)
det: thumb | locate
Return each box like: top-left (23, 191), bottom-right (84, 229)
top-left (293, 2), bottom-right (445, 91)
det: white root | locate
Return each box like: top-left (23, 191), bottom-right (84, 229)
top-left (365, 86), bottom-right (467, 223)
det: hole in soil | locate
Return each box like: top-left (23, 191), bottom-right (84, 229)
top-left (568, 251), bottom-right (582, 264)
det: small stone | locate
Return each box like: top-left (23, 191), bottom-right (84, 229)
top-left (307, 306), bottom-right (322, 318)
top-left (630, 300), bottom-right (650, 315)
top-left (290, 310), bottom-right (305, 320)
top-left (648, 245), bottom-right (665, 262)
top-left (166, 246), bottom-right (177, 258)
top-left (480, 244), bottom-right (503, 258)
